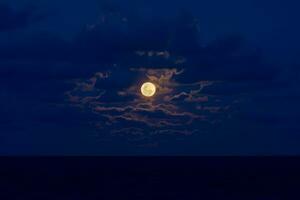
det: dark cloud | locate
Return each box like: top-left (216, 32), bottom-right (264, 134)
top-left (0, 9), bottom-right (278, 82)
top-left (0, 3), bottom-right (45, 32)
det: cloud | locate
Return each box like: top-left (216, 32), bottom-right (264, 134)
top-left (0, 8), bottom-right (279, 147)
top-left (1, 2), bottom-right (297, 152)
top-left (0, 7), bottom-right (278, 83)
top-left (0, 3), bottom-right (45, 32)
top-left (65, 67), bottom-right (231, 145)
top-left (65, 71), bottom-right (110, 104)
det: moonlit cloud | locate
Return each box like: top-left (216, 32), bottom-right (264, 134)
top-left (65, 67), bottom-right (232, 145)
top-left (2, 0), bottom-right (299, 155)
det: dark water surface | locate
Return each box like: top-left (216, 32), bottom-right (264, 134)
top-left (0, 157), bottom-right (299, 199)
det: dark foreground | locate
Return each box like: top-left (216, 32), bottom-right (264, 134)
top-left (0, 157), bottom-right (299, 199)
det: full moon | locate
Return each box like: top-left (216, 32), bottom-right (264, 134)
top-left (141, 82), bottom-right (156, 97)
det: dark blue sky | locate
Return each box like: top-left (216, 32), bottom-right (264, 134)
top-left (1, 0), bottom-right (300, 155)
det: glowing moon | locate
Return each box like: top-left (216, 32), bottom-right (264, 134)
top-left (141, 82), bottom-right (156, 97)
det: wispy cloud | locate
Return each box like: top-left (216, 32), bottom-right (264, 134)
top-left (65, 67), bottom-right (232, 145)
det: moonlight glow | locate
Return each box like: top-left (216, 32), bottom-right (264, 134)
top-left (141, 82), bottom-right (156, 97)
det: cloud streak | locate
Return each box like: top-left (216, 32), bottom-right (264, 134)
top-left (65, 67), bottom-right (232, 145)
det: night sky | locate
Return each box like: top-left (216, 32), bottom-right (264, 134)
top-left (1, 0), bottom-right (300, 155)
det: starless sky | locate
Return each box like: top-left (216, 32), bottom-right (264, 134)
top-left (1, 0), bottom-right (300, 155)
